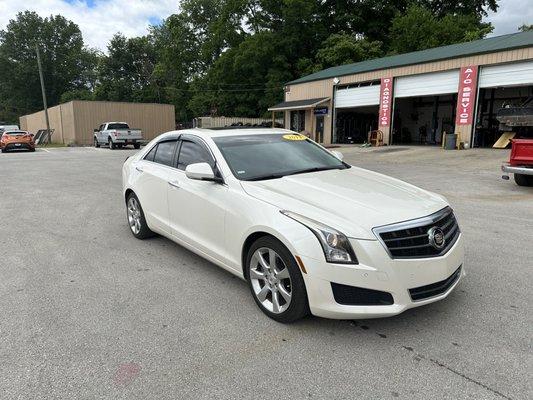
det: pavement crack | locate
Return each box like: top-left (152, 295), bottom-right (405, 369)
top-left (402, 346), bottom-right (513, 400)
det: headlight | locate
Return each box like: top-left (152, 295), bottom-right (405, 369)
top-left (281, 210), bottom-right (358, 264)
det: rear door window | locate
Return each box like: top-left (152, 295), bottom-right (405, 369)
top-left (144, 145), bottom-right (158, 162)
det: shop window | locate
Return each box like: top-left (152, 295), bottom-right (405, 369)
top-left (290, 110), bottom-right (305, 132)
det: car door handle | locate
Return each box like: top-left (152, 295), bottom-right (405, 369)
top-left (168, 180), bottom-right (180, 189)
top-left (135, 166), bottom-right (144, 172)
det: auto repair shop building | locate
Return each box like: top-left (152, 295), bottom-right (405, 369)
top-left (20, 100), bottom-right (175, 145)
top-left (269, 31), bottom-right (533, 148)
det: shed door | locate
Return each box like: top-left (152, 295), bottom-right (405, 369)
top-left (394, 70), bottom-right (460, 98)
top-left (335, 85), bottom-right (380, 108)
top-left (478, 61), bottom-right (533, 88)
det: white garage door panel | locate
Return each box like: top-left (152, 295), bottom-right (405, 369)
top-left (479, 61), bottom-right (533, 88)
top-left (335, 85), bottom-right (380, 108)
top-left (395, 70), bottom-right (459, 98)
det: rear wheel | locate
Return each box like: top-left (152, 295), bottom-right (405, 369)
top-left (514, 173), bottom-right (533, 187)
top-left (108, 138), bottom-right (116, 150)
top-left (246, 236), bottom-right (309, 323)
top-left (134, 143), bottom-right (141, 149)
top-left (126, 193), bottom-right (154, 239)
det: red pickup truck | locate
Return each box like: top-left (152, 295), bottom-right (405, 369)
top-left (501, 139), bottom-right (533, 186)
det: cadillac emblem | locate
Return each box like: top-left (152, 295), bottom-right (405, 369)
top-left (428, 227), bottom-right (445, 250)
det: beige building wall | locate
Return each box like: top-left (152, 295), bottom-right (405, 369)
top-left (284, 47), bottom-right (533, 145)
top-left (20, 101), bottom-right (175, 145)
top-left (20, 102), bottom-right (75, 144)
top-left (71, 101), bottom-right (175, 145)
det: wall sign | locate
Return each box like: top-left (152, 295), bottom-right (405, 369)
top-left (455, 66), bottom-right (478, 125)
top-left (314, 107), bottom-right (328, 115)
top-left (378, 77), bottom-right (392, 127)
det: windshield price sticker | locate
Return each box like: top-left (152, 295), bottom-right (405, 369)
top-left (283, 134), bottom-right (305, 141)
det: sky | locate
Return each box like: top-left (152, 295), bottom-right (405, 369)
top-left (0, 0), bottom-right (531, 51)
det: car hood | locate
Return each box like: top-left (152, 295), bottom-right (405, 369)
top-left (240, 167), bottom-right (448, 240)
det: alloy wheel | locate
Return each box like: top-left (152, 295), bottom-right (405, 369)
top-left (127, 196), bottom-right (142, 234)
top-left (249, 247), bottom-right (292, 314)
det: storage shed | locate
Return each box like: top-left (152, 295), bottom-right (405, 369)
top-left (20, 100), bottom-right (175, 145)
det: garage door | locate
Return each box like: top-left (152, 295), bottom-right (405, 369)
top-left (335, 85), bottom-right (380, 108)
top-left (479, 61), bottom-right (533, 88)
top-left (394, 70), bottom-right (459, 98)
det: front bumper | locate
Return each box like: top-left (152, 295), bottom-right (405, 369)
top-left (299, 234), bottom-right (465, 319)
top-left (501, 164), bottom-right (533, 176)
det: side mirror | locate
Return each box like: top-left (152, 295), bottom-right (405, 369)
top-left (185, 162), bottom-right (218, 182)
top-left (94, 128), bottom-right (99, 133)
top-left (331, 150), bottom-right (344, 161)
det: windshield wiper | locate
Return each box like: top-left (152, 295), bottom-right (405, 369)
top-left (245, 174), bottom-right (284, 181)
top-left (285, 165), bottom-right (346, 177)
top-left (245, 165), bottom-right (347, 181)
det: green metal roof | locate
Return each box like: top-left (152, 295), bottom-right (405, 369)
top-left (288, 31), bottom-right (533, 85)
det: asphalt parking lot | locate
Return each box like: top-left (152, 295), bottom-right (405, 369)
top-left (1, 145), bottom-right (531, 399)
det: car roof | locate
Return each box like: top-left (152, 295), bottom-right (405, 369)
top-left (159, 128), bottom-right (295, 141)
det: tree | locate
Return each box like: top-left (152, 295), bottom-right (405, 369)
top-left (518, 24), bottom-right (533, 32)
top-left (188, 32), bottom-right (291, 117)
top-left (0, 11), bottom-right (95, 121)
top-left (312, 34), bottom-right (382, 72)
top-left (389, 5), bottom-right (493, 54)
top-left (94, 34), bottom-right (161, 103)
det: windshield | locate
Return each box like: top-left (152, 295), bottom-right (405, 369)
top-left (108, 123), bottom-right (129, 130)
top-left (4, 131), bottom-right (27, 135)
top-left (213, 134), bottom-right (349, 181)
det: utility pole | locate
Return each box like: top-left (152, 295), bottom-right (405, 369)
top-left (35, 44), bottom-right (51, 143)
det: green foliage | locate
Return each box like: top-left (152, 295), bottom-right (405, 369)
top-left (389, 5), bottom-right (493, 54)
top-left (313, 34), bottom-right (383, 72)
top-left (519, 24), bottom-right (533, 32)
top-left (60, 89), bottom-right (94, 103)
top-left (94, 34), bottom-right (162, 103)
top-left (0, 11), bottom-right (95, 121)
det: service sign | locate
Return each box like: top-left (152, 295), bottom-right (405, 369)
top-left (379, 77), bottom-right (392, 127)
top-left (314, 107), bottom-right (328, 115)
top-left (456, 66), bottom-right (478, 125)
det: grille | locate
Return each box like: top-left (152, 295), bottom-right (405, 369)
top-left (331, 283), bottom-right (394, 306)
top-left (374, 207), bottom-right (460, 259)
top-left (409, 266), bottom-right (462, 301)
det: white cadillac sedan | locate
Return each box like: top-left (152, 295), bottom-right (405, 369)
top-left (122, 128), bottom-right (464, 322)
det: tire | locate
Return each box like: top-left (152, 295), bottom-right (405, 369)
top-left (108, 138), bottom-right (116, 150)
top-left (514, 173), bottom-right (533, 187)
top-left (29, 148), bottom-right (35, 152)
top-left (1, 148), bottom-right (8, 153)
top-left (134, 143), bottom-right (141, 149)
top-left (245, 236), bottom-right (309, 323)
top-left (126, 192), bottom-right (154, 239)
top-left (94, 137), bottom-right (100, 148)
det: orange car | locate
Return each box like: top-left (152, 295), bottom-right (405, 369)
top-left (0, 130), bottom-right (36, 153)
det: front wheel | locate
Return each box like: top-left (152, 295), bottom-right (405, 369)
top-left (126, 193), bottom-right (154, 239)
top-left (514, 173), bottom-right (533, 187)
top-left (94, 137), bottom-right (100, 148)
top-left (246, 236), bottom-right (309, 323)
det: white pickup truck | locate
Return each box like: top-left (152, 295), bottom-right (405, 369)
top-left (94, 122), bottom-right (143, 149)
